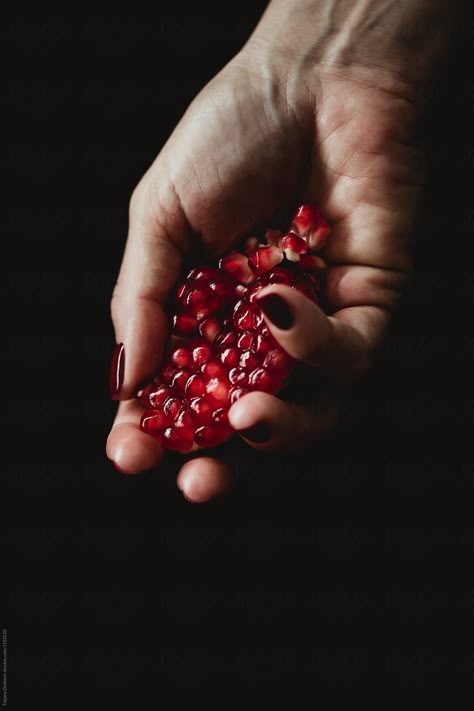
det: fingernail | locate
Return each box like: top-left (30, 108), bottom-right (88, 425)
top-left (258, 294), bottom-right (294, 329)
top-left (109, 343), bottom-right (125, 398)
top-left (239, 422), bottom-right (272, 443)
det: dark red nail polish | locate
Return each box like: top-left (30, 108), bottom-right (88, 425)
top-left (109, 343), bottom-right (125, 398)
top-left (239, 422), bottom-right (272, 443)
top-left (258, 294), bottom-right (294, 329)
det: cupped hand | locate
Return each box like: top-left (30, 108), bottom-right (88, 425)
top-left (106, 46), bottom-right (421, 502)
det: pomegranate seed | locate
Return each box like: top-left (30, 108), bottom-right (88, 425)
top-left (233, 301), bottom-right (258, 331)
top-left (171, 368), bottom-right (193, 392)
top-left (248, 367), bottom-right (277, 392)
top-left (199, 317), bottom-right (221, 342)
top-left (160, 364), bottom-right (176, 384)
top-left (219, 252), bottom-right (254, 284)
top-left (185, 374), bottom-right (206, 397)
top-left (212, 408), bottom-right (229, 426)
top-left (291, 204), bottom-right (330, 251)
top-left (188, 397), bottom-right (214, 425)
top-left (136, 204), bottom-right (330, 452)
top-left (237, 332), bottom-right (254, 350)
top-left (174, 408), bottom-right (195, 440)
top-left (164, 397), bottom-right (181, 419)
top-left (248, 245), bottom-right (283, 275)
top-left (173, 313), bottom-right (198, 336)
top-left (163, 427), bottom-right (193, 452)
top-left (252, 334), bottom-right (270, 355)
top-left (219, 347), bottom-right (240, 368)
top-left (141, 410), bottom-right (168, 435)
top-left (239, 351), bottom-right (260, 371)
top-left (230, 387), bottom-right (250, 404)
top-left (205, 377), bottom-right (231, 407)
top-left (263, 349), bottom-right (294, 376)
top-left (136, 382), bottom-right (158, 407)
top-left (194, 424), bottom-right (231, 448)
top-left (229, 367), bottom-right (249, 386)
top-left (216, 330), bottom-right (237, 348)
top-left (188, 266), bottom-right (220, 283)
top-left (192, 342), bottom-right (212, 365)
top-left (279, 232), bottom-right (307, 261)
top-left (291, 204), bottom-right (324, 233)
top-left (148, 384), bottom-right (172, 408)
top-left (171, 346), bottom-right (192, 368)
top-left (201, 359), bottom-right (229, 380)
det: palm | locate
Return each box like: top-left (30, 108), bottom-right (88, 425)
top-left (153, 63), bottom-right (419, 360)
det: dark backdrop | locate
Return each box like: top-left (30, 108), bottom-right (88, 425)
top-left (7, 4), bottom-right (474, 704)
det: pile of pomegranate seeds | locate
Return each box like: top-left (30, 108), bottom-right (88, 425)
top-left (136, 204), bottom-right (330, 452)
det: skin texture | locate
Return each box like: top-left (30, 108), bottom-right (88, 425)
top-left (106, 0), bottom-right (457, 501)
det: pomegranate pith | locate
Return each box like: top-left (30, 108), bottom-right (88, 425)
top-left (137, 204), bottom-right (331, 451)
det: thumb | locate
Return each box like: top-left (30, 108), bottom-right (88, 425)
top-left (110, 179), bottom-right (191, 400)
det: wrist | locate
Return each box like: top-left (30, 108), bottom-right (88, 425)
top-left (242, 0), bottom-right (460, 102)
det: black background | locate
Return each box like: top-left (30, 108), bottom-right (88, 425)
top-left (6, 3), bottom-right (474, 704)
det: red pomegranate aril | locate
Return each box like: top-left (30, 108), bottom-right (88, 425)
top-left (216, 330), bottom-right (236, 348)
top-left (147, 384), bottom-right (172, 409)
top-left (201, 359), bottom-right (229, 381)
top-left (248, 245), bottom-right (283, 275)
top-left (137, 203), bottom-right (330, 453)
top-left (291, 204), bottom-right (324, 233)
top-left (171, 346), bottom-right (193, 368)
top-left (230, 387), bottom-right (250, 404)
top-left (205, 377), bottom-right (231, 407)
top-left (194, 424), bottom-right (231, 448)
top-left (263, 349), bottom-right (294, 375)
top-left (171, 368), bottom-right (193, 392)
top-left (237, 332), bottom-right (254, 350)
top-left (212, 407), bottom-right (229, 426)
top-left (199, 317), bottom-right (221, 343)
top-left (219, 252), bottom-right (254, 284)
top-left (141, 410), bottom-right (168, 435)
top-left (267, 268), bottom-right (293, 285)
top-left (252, 334), bottom-right (271, 355)
top-left (176, 282), bottom-right (191, 306)
top-left (219, 347), bottom-right (240, 368)
top-left (233, 301), bottom-right (258, 331)
top-left (248, 367), bottom-right (278, 392)
top-left (188, 266), bottom-right (220, 283)
top-left (174, 408), bottom-right (195, 439)
top-left (164, 396), bottom-right (182, 419)
top-left (239, 351), bottom-right (261, 371)
top-left (185, 374), bottom-right (206, 397)
top-left (192, 342), bottom-right (213, 365)
top-left (173, 313), bottom-right (198, 336)
top-left (136, 382), bottom-right (158, 407)
top-left (279, 232), bottom-right (307, 261)
top-left (160, 364), bottom-right (176, 384)
top-left (229, 367), bottom-right (249, 386)
top-left (163, 427), bottom-right (193, 452)
top-left (291, 204), bottom-right (330, 251)
top-left (188, 397), bottom-right (214, 425)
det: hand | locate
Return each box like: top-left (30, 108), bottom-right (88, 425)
top-left (106, 38), bottom-right (421, 501)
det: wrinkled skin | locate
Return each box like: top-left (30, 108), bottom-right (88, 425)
top-left (107, 45), bottom-right (421, 502)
